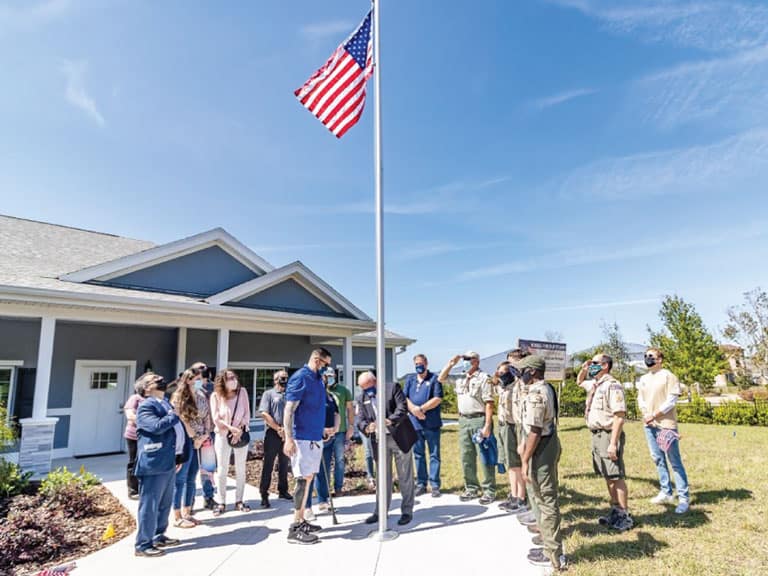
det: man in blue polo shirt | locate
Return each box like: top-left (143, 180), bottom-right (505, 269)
top-left (283, 347), bottom-right (332, 545)
top-left (404, 353), bottom-right (444, 498)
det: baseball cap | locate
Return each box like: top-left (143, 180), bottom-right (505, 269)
top-left (519, 355), bottom-right (546, 372)
top-left (463, 350), bottom-right (480, 360)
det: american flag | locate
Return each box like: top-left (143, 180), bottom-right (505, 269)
top-left (295, 10), bottom-right (373, 138)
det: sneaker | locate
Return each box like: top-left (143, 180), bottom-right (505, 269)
top-left (135, 547), bottom-right (165, 558)
top-left (650, 492), bottom-right (675, 505)
top-left (300, 520), bottom-right (322, 533)
top-left (128, 492), bottom-right (140, 501)
top-left (675, 501), bottom-right (690, 514)
top-left (518, 512), bottom-right (538, 526)
top-left (287, 523), bottom-right (319, 545)
top-left (459, 490), bottom-right (479, 502)
top-left (598, 507), bottom-right (620, 526)
top-left (527, 548), bottom-right (550, 567)
top-left (611, 511), bottom-right (634, 531)
top-left (478, 494), bottom-right (495, 505)
top-left (153, 536), bottom-right (181, 549)
top-left (531, 534), bottom-right (543, 546)
top-left (304, 508), bottom-right (316, 522)
top-left (431, 488), bottom-right (441, 498)
top-left (415, 485), bottom-right (427, 497)
top-left (516, 499), bottom-right (528, 513)
top-left (318, 502), bottom-right (329, 513)
top-left (203, 497), bottom-right (218, 510)
top-left (527, 524), bottom-right (540, 534)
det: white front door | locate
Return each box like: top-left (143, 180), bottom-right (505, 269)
top-left (71, 364), bottom-right (130, 456)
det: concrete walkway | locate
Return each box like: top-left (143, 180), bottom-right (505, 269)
top-left (53, 455), bottom-right (550, 576)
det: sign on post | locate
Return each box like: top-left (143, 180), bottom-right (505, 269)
top-left (518, 339), bottom-right (567, 382)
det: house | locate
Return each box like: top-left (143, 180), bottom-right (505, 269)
top-left (0, 215), bottom-right (414, 476)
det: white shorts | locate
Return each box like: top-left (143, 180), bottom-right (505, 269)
top-left (291, 439), bottom-right (322, 477)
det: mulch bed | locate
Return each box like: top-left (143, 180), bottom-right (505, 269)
top-left (230, 441), bottom-right (376, 497)
top-left (1, 484), bottom-right (135, 576)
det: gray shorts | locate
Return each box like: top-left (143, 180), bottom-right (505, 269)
top-left (291, 439), bottom-right (322, 477)
top-left (591, 429), bottom-right (625, 479)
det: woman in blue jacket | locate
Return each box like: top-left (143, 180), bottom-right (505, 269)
top-left (134, 372), bottom-right (186, 557)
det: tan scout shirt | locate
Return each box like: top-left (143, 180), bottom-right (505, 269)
top-left (495, 383), bottom-right (514, 425)
top-left (511, 381), bottom-right (526, 425)
top-left (456, 370), bottom-right (493, 416)
top-left (522, 380), bottom-right (556, 437)
top-left (638, 368), bottom-right (682, 430)
top-left (586, 374), bottom-right (626, 430)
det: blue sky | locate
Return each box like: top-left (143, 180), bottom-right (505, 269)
top-left (2, 0), bottom-right (768, 373)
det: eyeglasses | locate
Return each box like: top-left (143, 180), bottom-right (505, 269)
top-left (644, 354), bottom-right (658, 359)
top-left (589, 361), bottom-right (603, 366)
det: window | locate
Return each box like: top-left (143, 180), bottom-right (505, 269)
top-left (0, 368), bottom-right (12, 410)
top-left (90, 371), bottom-right (119, 390)
top-left (336, 365), bottom-right (374, 396)
top-left (230, 365), bottom-right (293, 416)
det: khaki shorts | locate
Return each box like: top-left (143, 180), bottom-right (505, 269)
top-left (498, 421), bottom-right (522, 468)
top-left (591, 429), bottom-right (625, 479)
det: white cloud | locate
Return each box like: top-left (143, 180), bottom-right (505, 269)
top-left (533, 87), bottom-right (597, 109)
top-left (0, 0), bottom-right (70, 30)
top-left (546, 0), bottom-right (768, 53)
top-left (532, 297), bottom-right (661, 313)
top-left (300, 20), bottom-right (354, 41)
top-left (60, 59), bottom-right (105, 127)
top-left (557, 129), bottom-right (768, 200)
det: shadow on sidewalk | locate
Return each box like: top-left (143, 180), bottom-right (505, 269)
top-left (166, 525), bottom-right (280, 552)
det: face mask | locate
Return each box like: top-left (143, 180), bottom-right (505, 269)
top-left (225, 379), bottom-right (238, 391)
top-left (326, 377), bottom-right (336, 387)
top-left (499, 371), bottom-right (515, 386)
top-left (461, 360), bottom-right (472, 372)
top-left (644, 357), bottom-right (657, 368)
top-left (587, 364), bottom-right (602, 378)
top-left (154, 378), bottom-right (167, 392)
top-left (278, 377), bottom-right (288, 386)
top-left (415, 364), bottom-right (426, 375)
top-left (364, 387), bottom-right (376, 397)
top-left (521, 370), bottom-right (534, 385)
top-left (194, 379), bottom-right (204, 391)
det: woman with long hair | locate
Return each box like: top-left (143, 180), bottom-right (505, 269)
top-left (170, 368), bottom-right (213, 527)
top-left (210, 369), bottom-right (251, 515)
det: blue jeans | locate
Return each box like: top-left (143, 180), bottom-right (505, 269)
top-left (413, 427), bottom-right (441, 489)
top-left (202, 433), bottom-right (215, 499)
top-left (362, 434), bottom-right (375, 479)
top-left (136, 469), bottom-right (175, 551)
top-left (331, 432), bottom-right (346, 492)
top-left (314, 439), bottom-right (336, 504)
top-left (173, 439), bottom-right (199, 510)
top-left (644, 426), bottom-right (690, 502)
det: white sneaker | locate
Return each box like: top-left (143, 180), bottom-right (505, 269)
top-left (318, 503), bottom-right (329, 513)
top-left (675, 501), bottom-right (690, 514)
top-left (650, 492), bottom-right (675, 505)
top-left (304, 508), bottom-right (316, 522)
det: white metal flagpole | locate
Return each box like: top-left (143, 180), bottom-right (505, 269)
top-left (371, 0), bottom-right (397, 541)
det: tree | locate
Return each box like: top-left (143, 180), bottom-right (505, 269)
top-left (723, 287), bottom-right (768, 382)
top-left (597, 321), bottom-right (636, 384)
top-left (648, 295), bottom-right (727, 391)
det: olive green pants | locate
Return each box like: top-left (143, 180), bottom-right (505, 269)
top-left (517, 424), bottom-right (540, 518)
top-left (529, 433), bottom-right (563, 566)
top-left (458, 415), bottom-right (496, 497)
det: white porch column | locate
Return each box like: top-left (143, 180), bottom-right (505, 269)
top-left (217, 328), bottom-right (230, 371)
top-left (343, 335), bottom-right (354, 395)
top-left (20, 316), bottom-right (58, 479)
top-left (391, 346), bottom-right (397, 383)
top-left (176, 327), bottom-right (188, 375)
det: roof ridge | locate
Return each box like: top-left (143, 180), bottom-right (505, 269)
top-left (0, 213), bottom-right (151, 244)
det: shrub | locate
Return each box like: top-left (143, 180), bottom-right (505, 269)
top-left (441, 382), bottom-right (458, 414)
top-left (0, 508), bottom-right (71, 570)
top-left (0, 459), bottom-right (32, 500)
top-left (677, 395), bottom-right (713, 424)
top-left (558, 380), bottom-right (586, 418)
top-left (712, 402), bottom-right (758, 426)
top-left (40, 466), bottom-right (99, 518)
top-left (0, 405), bottom-right (14, 447)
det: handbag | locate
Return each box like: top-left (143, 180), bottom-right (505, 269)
top-left (227, 388), bottom-right (251, 448)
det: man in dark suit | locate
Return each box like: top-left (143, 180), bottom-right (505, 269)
top-left (356, 371), bottom-right (417, 526)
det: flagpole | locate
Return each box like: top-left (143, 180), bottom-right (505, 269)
top-left (372, 0), bottom-right (397, 542)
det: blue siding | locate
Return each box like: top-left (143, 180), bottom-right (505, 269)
top-left (53, 415), bottom-right (70, 450)
top-left (186, 329), bottom-right (217, 371)
top-left (93, 246), bottom-right (258, 297)
top-left (227, 279), bottom-right (352, 318)
top-left (0, 317), bottom-right (41, 366)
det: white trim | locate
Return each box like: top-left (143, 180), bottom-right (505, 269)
top-left (59, 228), bottom-right (274, 283)
top-left (207, 261), bottom-right (372, 321)
top-left (176, 327), bottom-right (187, 376)
top-left (70, 360), bottom-right (137, 456)
top-left (217, 328), bottom-right (230, 372)
top-left (52, 447), bottom-right (74, 459)
top-left (227, 361), bottom-right (291, 368)
top-left (0, 360), bottom-right (23, 367)
top-left (33, 317), bottom-right (56, 420)
top-left (46, 408), bottom-right (72, 417)
top-left (335, 364), bottom-right (375, 370)
top-left (0, 363), bottom-right (20, 425)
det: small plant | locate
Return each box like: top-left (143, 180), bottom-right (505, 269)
top-left (0, 405), bottom-right (15, 447)
top-left (0, 459), bottom-right (32, 500)
top-left (0, 508), bottom-right (72, 570)
top-left (40, 466), bottom-right (99, 518)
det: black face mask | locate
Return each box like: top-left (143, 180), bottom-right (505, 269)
top-left (521, 370), bottom-right (534, 385)
top-left (278, 377), bottom-right (288, 385)
top-left (644, 357), bottom-right (657, 368)
top-left (154, 377), bottom-right (167, 392)
top-left (499, 371), bottom-right (516, 386)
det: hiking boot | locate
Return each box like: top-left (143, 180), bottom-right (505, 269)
top-left (415, 485), bottom-right (427, 497)
top-left (287, 522), bottom-right (319, 545)
top-left (459, 490), bottom-right (479, 502)
top-left (431, 488), bottom-right (441, 498)
top-left (478, 494), bottom-right (495, 505)
top-left (531, 534), bottom-right (543, 546)
top-left (527, 548), bottom-right (550, 567)
top-left (675, 501), bottom-right (690, 515)
top-left (518, 512), bottom-right (538, 526)
top-left (650, 492), bottom-right (675, 505)
top-left (135, 547), bottom-right (165, 558)
top-left (598, 507), bottom-right (620, 526)
top-left (611, 511), bottom-right (634, 531)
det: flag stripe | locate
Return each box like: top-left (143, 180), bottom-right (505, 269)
top-left (302, 54), bottom-right (355, 109)
top-left (317, 72), bottom-right (366, 123)
top-left (311, 59), bottom-right (361, 117)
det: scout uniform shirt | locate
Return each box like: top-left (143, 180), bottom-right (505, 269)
top-left (522, 380), bottom-right (557, 437)
top-left (495, 381), bottom-right (514, 425)
top-left (586, 374), bottom-right (626, 431)
top-left (456, 370), bottom-right (494, 416)
top-left (511, 380), bottom-right (527, 426)
top-left (638, 368), bottom-right (682, 430)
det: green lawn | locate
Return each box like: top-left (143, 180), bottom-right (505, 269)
top-left (432, 418), bottom-right (768, 576)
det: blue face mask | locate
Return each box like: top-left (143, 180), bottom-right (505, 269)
top-left (194, 379), bottom-right (204, 391)
top-left (364, 387), bottom-right (376, 397)
top-left (587, 364), bottom-right (603, 378)
top-left (326, 377), bottom-right (336, 387)
top-left (415, 364), bottom-right (426, 375)
top-left (461, 360), bottom-right (472, 372)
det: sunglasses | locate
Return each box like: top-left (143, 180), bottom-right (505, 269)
top-left (589, 361), bottom-right (603, 366)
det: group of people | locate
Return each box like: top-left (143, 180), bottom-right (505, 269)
top-left (126, 344), bottom-right (691, 571)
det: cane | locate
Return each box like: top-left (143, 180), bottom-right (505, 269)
top-left (321, 452), bottom-right (339, 525)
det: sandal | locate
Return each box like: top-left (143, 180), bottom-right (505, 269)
top-left (213, 504), bottom-right (226, 516)
top-left (235, 501), bottom-right (251, 512)
top-left (174, 517), bottom-right (197, 529)
top-left (184, 515), bottom-right (201, 525)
